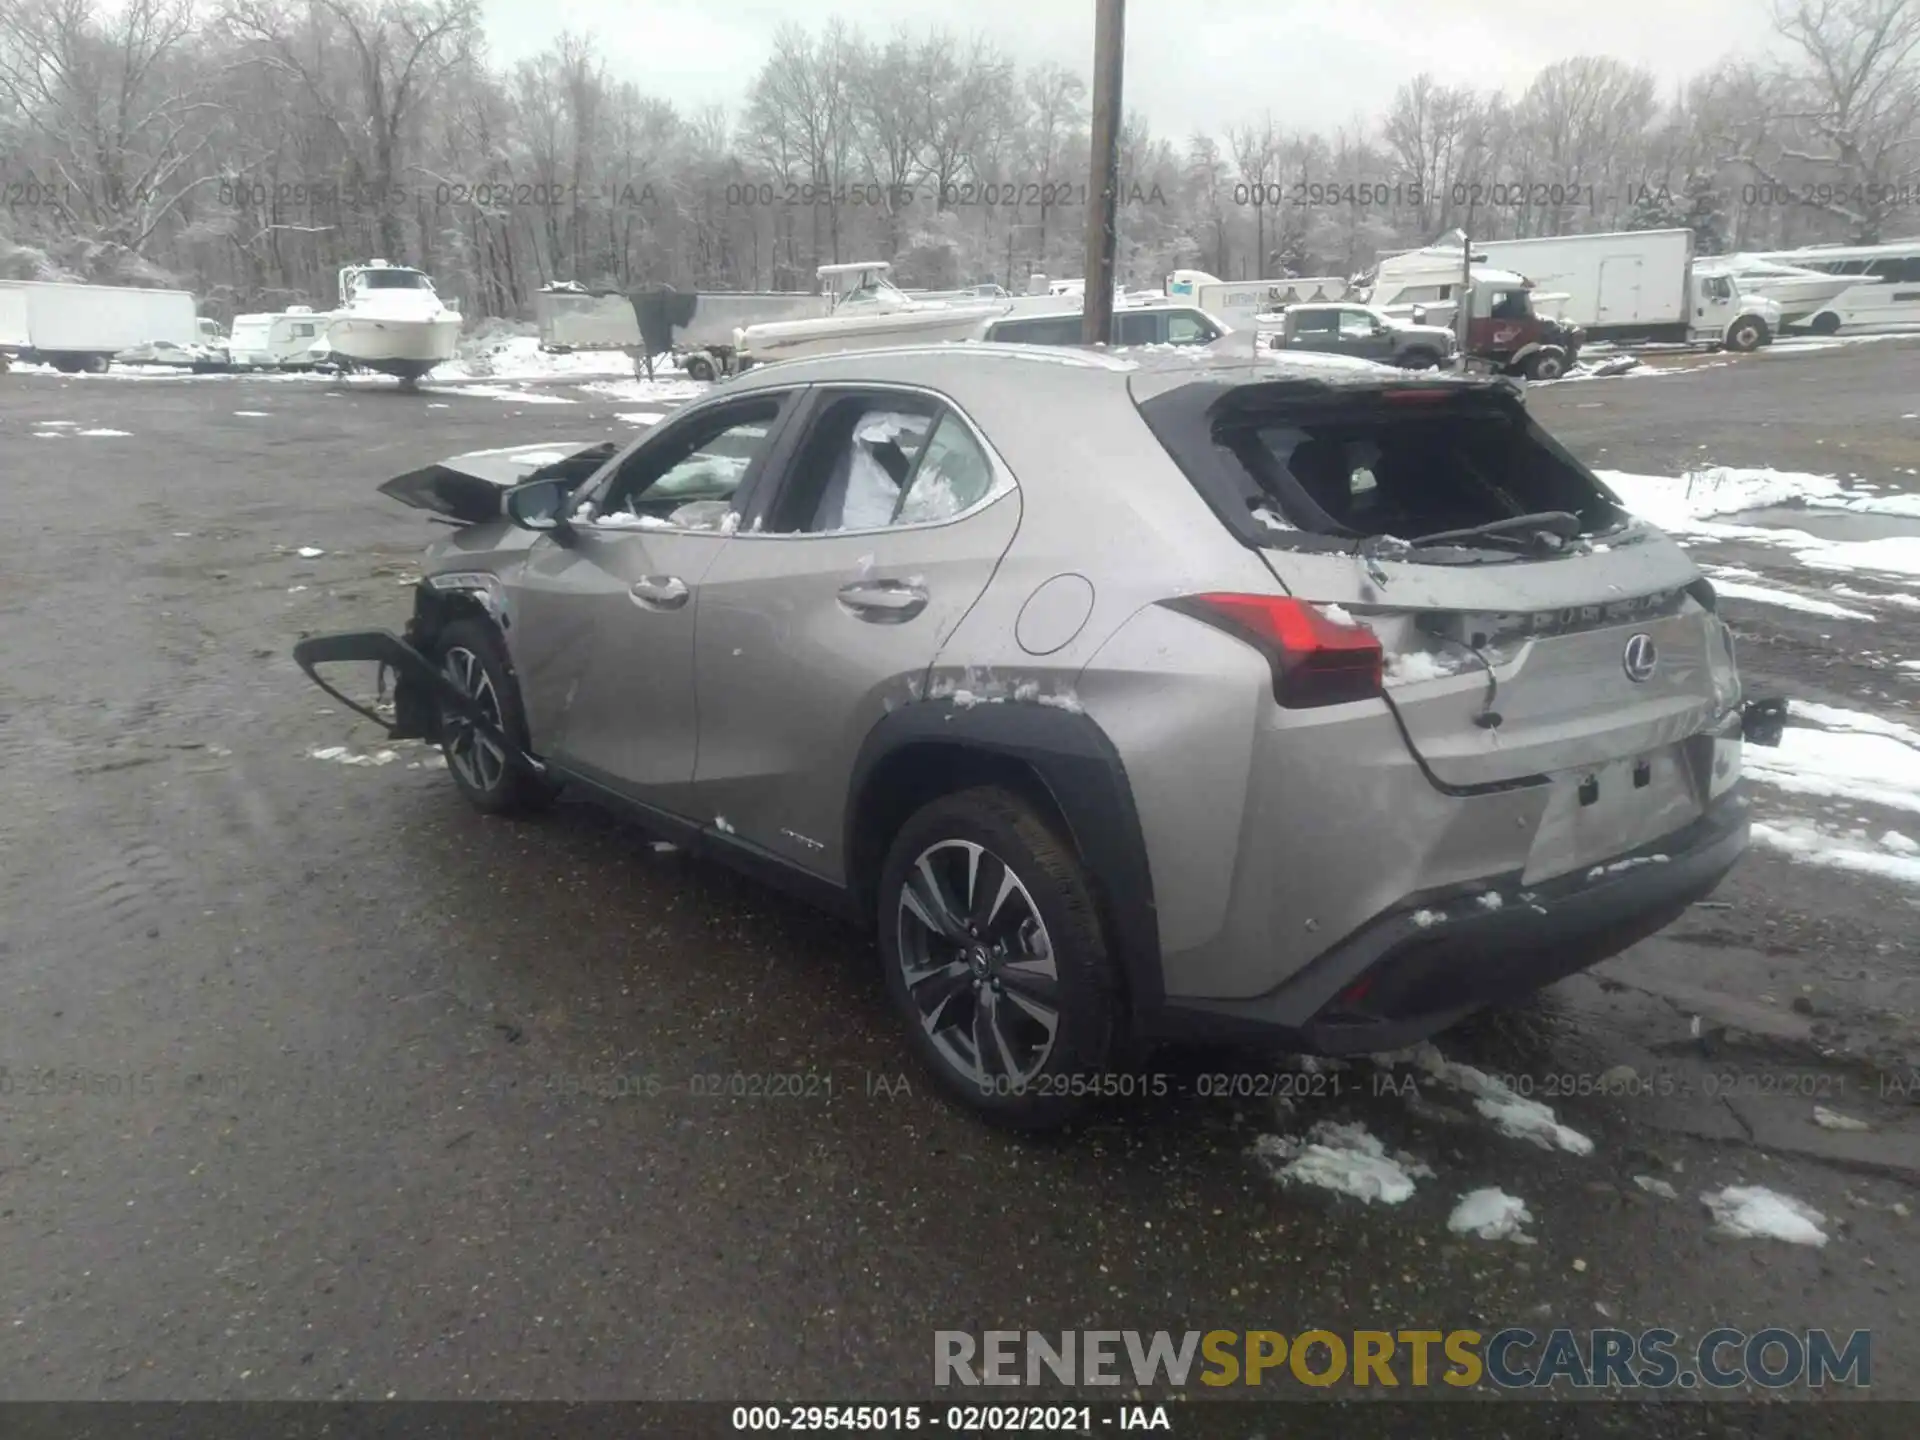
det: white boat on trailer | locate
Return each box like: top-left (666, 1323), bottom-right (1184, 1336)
top-left (732, 262), bottom-right (1010, 367)
top-left (321, 260), bottom-right (462, 381)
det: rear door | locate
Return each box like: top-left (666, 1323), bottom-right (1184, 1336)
top-left (507, 390), bottom-right (800, 814)
top-left (1284, 308), bottom-right (1339, 353)
top-left (1597, 256), bottom-right (1644, 325)
top-left (1115, 311), bottom-right (1164, 345)
top-left (689, 385), bottom-right (1020, 877)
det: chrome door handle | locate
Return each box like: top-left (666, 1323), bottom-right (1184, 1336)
top-left (837, 580), bottom-right (929, 622)
top-left (629, 576), bottom-right (689, 609)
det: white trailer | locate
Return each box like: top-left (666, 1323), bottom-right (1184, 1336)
top-left (227, 307), bottom-right (330, 369)
top-left (1164, 269), bottom-right (1352, 322)
top-left (542, 284), bottom-right (835, 380)
top-left (0, 280), bottom-right (199, 372)
top-left (535, 286), bottom-right (643, 352)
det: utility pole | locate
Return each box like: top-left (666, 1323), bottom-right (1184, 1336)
top-left (1455, 229), bottom-right (1472, 372)
top-left (1081, 0), bottom-right (1125, 346)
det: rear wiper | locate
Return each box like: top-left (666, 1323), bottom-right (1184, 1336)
top-left (1404, 511), bottom-right (1585, 551)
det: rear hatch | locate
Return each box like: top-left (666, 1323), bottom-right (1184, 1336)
top-left (379, 440), bottom-right (617, 524)
top-left (1133, 366), bottom-right (1739, 792)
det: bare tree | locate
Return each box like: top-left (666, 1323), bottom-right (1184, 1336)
top-left (1760, 0), bottom-right (1920, 238)
top-left (0, 0), bottom-right (221, 263)
top-left (1230, 113), bottom-right (1279, 279)
top-left (923, 32), bottom-right (1016, 211)
top-left (1513, 57), bottom-right (1659, 235)
top-left (225, 0), bottom-right (479, 262)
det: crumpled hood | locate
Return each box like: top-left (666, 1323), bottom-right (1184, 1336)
top-left (378, 440), bottom-right (617, 524)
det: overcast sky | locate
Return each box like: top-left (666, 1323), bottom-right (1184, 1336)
top-left (478, 0), bottom-right (1786, 140)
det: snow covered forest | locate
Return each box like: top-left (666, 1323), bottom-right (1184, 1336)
top-left (0, 0), bottom-right (1916, 320)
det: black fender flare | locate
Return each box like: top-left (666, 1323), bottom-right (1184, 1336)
top-left (843, 701), bottom-right (1164, 1018)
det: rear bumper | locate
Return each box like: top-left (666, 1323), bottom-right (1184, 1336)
top-left (1146, 786), bottom-right (1751, 1054)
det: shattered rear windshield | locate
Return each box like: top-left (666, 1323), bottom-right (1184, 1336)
top-left (1139, 384), bottom-right (1630, 558)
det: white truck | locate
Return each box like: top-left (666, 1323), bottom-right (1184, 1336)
top-left (1372, 229), bottom-right (1780, 352)
top-left (1165, 269), bottom-right (1353, 323)
top-left (0, 279), bottom-right (201, 373)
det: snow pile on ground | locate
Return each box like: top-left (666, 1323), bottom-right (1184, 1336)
top-left (576, 376), bottom-right (711, 405)
top-left (1700, 1185), bottom-right (1828, 1246)
top-left (1595, 466), bottom-right (1845, 534)
top-left (617, 411), bottom-right (664, 425)
top-left (1700, 565), bottom-right (1873, 619)
top-left (430, 382), bottom-right (578, 405)
top-left (75, 428), bottom-right (132, 437)
top-left (1752, 820), bottom-right (1920, 885)
top-left (1597, 465), bottom-right (1920, 580)
top-left (1742, 701), bottom-right (1920, 815)
top-left (1447, 1188), bottom-right (1536, 1242)
top-left (309, 745), bottom-right (398, 767)
top-left (1795, 537), bottom-right (1920, 580)
top-left (1535, 355), bottom-right (1646, 385)
top-left (1375, 1043), bottom-right (1595, 1155)
top-left (1745, 702), bottom-right (1920, 885)
top-left (1252, 1120), bottom-right (1433, 1205)
top-left (430, 331), bottom-right (637, 382)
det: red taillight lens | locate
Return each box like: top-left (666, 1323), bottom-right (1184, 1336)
top-left (1171, 593), bottom-right (1384, 709)
top-left (1382, 387), bottom-right (1456, 405)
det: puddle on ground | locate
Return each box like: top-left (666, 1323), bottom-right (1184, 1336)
top-left (1722, 506), bottom-right (1920, 542)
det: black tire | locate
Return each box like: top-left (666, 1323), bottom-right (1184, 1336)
top-left (877, 785), bottom-right (1118, 1130)
top-left (1522, 347), bottom-right (1568, 381)
top-left (1399, 348), bottom-right (1441, 370)
top-left (1725, 316), bottom-right (1769, 352)
top-left (51, 356), bottom-right (84, 374)
top-left (1809, 311), bottom-right (1841, 336)
top-left (432, 618), bottom-right (556, 816)
top-left (683, 353), bottom-right (716, 382)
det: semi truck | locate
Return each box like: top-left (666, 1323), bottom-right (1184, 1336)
top-left (0, 280), bottom-right (201, 373)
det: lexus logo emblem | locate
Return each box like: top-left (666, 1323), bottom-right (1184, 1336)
top-left (1623, 633), bottom-right (1658, 682)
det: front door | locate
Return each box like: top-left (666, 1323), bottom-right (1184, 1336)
top-left (1336, 307), bottom-right (1394, 360)
top-left (690, 387), bottom-right (1020, 876)
top-left (507, 390), bottom-right (798, 813)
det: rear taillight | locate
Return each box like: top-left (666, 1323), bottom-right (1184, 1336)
top-left (1169, 593), bottom-right (1384, 709)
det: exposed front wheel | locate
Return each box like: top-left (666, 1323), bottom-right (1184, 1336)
top-left (1399, 348), bottom-right (1441, 370)
top-left (1809, 311), bottom-right (1841, 336)
top-left (1725, 316), bottom-right (1769, 352)
top-left (683, 352), bottom-right (717, 382)
top-left (1522, 347), bottom-right (1568, 381)
top-left (878, 786), bottom-right (1118, 1129)
top-left (433, 618), bottom-right (555, 816)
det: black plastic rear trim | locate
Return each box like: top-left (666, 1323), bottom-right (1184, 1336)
top-left (844, 703), bottom-right (1164, 1016)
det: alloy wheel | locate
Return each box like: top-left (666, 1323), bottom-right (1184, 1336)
top-left (896, 839), bottom-right (1061, 1088)
top-left (440, 645), bottom-right (507, 794)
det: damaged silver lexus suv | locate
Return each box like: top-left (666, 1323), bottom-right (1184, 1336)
top-left (295, 345), bottom-right (1785, 1128)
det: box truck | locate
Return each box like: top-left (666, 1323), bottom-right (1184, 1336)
top-left (1378, 229), bottom-right (1782, 350)
top-left (0, 280), bottom-right (201, 373)
top-left (1365, 228), bottom-right (1782, 373)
